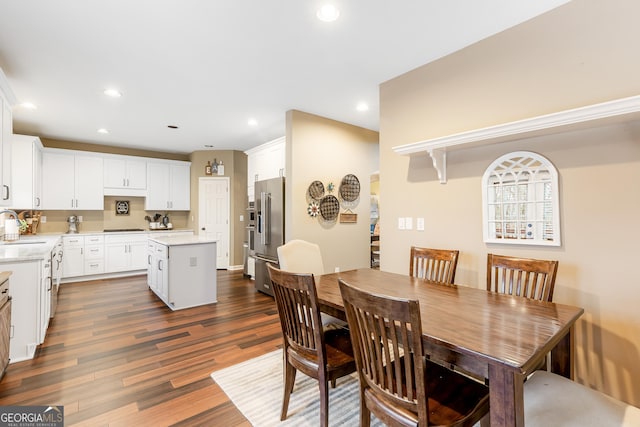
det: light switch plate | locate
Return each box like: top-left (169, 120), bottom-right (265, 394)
top-left (405, 217), bottom-right (413, 230)
top-left (398, 217), bottom-right (406, 230)
top-left (417, 217), bottom-right (425, 231)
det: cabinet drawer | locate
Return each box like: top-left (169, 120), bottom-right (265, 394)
top-left (84, 260), bottom-right (104, 274)
top-left (154, 244), bottom-right (168, 258)
top-left (84, 245), bottom-right (104, 260)
top-left (85, 235), bottom-right (104, 245)
top-left (62, 236), bottom-right (84, 247)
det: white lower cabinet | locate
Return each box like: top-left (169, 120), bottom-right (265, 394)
top-left (3, 260), bottom-right (47, 362)
top-left (147, 240), bottom-right (169, 302)
top-left (105, 234), bottom-right (148, 273)
top-left (147, 237), bottom-right (216, 310)
top-left (62, 236), bottom-right (85, 278)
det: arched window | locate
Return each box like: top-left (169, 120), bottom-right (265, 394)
top-left (482, 151), bottom-right (560, 246)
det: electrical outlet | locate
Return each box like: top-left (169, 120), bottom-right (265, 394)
top-left (40, 216), bottom-right (46, 223)
top-left (239, 214), bottom-right (244, 222)
top-left (77, 216), bottom-right (83, 222)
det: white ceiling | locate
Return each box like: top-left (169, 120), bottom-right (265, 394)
top-left (0, 0), bottom-right (568, 154)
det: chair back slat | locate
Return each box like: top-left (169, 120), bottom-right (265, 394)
top-left (339, 280), bottom-right (426, 419)
top-left (409, 247), bottom-right (459, 284)
top-left (487, 254), bottom-right (559, 302)
top-left (269, 265), bottom-right (324, 359)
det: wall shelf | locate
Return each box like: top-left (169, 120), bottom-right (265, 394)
top-left (392, 95), bottom-right (640, 183)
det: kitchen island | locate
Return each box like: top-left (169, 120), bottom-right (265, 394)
top-left (147, 235), bottom-right (217, 310)
top-left (0, 235), bottom-right (61, 362)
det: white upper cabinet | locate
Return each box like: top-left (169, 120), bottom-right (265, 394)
top-left (145, 160), bottom-right (190, 211)
top-left (104, 156), bottom-right (146, 196)
top-left (245, 136), bottom-right (285, 202)
top-left (11, 134), bottom-right (43, 210)
top-left (0, 68), bottom-right (16, 207)
top-left (41, 149), bottom-right (104, 210)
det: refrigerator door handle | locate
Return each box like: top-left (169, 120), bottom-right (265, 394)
top-left (260, 191), bottom-right (271, 245)
top-left (265, 192), bottom-right (271, 245)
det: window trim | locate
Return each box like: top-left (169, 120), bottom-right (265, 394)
top-left (482, 151), bottom-right (561, 246)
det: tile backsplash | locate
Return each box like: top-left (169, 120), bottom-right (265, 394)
top-left (29, 196), bottom-right (189, 234)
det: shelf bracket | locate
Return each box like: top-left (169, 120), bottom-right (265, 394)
top-left (428, 149), bottom-right (447, 184)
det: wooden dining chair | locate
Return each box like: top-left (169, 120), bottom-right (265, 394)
top-left (277, 239), bottom-right (347, 328)
top-left (486, 253), bottom-right (559, 302)
top-left (409, 246), bottom-right (459, 284)
top-left (339, 279), bottom-right (490, 427)
top-left (267, 264), bottom-right (356, 427)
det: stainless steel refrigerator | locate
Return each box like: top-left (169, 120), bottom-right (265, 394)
top-left (253, 176), bottom-right (285, 296)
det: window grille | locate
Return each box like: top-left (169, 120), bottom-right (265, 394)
top-left (482, 151), bottom-right (560, 246)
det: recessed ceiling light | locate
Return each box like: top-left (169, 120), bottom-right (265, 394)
top-left (248, 118), bottom-right (258, 126)
top-left (20, 102), bottom-right (38, 110)
top-left (97, 128), bottom-right (109, 134)
top-left (103, 89), bottom-right (122, 98)
top-left (317, 4), bottom-right (340, 22)
top-left (356, 102), bottom-right (369, 112)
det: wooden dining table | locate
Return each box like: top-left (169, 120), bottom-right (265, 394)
top-left (315, 268), bottom-right (584, 427)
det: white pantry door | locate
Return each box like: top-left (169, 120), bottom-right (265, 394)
top-left (198, 177), bottom-right (230, 269)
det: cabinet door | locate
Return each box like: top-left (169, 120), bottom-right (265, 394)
top-left (146, 245), bottom-right (155, 289)
top-left (130, 241), bottom-right (148, 270)
top-left (34, 143), bottom-right (42, 208)
top-left (62, 246), bottom-right (84, 278)
top-left (103, 158), bottom-right (127, 188)
top-left (158, 256), bottom-right (169, 302)
top-left (39, 260), bottom-right (51, 343)
top-left (75, 155), bottom-right (104, 210)
top-left (169, 163), bottom-right (190, 210)
top-left (104, 243), bottom-right (128, 272)
top-left (126, 159), bottom-right (147, 189)
top-left (42, 151), bottom-right (76, 209)
top-left (0, 297), bottom-right (10, 375)
top-left (145, 162), bottom-right (170, 210)
top-left (0, 97), bottom-right (12, 206)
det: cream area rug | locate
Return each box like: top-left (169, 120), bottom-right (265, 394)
top-left (211, 350), bottom-right (383, 426)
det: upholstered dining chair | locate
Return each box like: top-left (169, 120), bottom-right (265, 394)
top-left (339, 279), bottom-right (490, 427)
top-left (409, 246), bottom-right (459, 284)
top-left (486, 253), bottom-right (559, 302)
top-left (277, 239), bottom-right (325, 277)
top-left (267, 264), bottom-right (356, 427)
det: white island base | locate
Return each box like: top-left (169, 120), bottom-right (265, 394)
top-left (147, 235), bottom-right (217, 310)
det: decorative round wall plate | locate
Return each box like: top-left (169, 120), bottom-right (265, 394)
top-left (339, 174), bottom-right (360, 201)
top-left (319, 195), bottom-right (340, 221)
top-left (308, 180), bottom-right (325, 200)
top-left (307, 201), bottom-right (320, 217)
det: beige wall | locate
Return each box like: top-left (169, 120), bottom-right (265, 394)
top-left (379, 0), bottom-right (640, 406)
top-left (189, 150), bottom-right (248, 267)
top-left (286, 110), bottom-right (379, 272)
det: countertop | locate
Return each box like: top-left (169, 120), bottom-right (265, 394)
top-left (149, 235), bottom-right (217, 246)
top-left (0, 229), bottom-right (195, 262)
top-left (0, 235), bottom-right (60, 263)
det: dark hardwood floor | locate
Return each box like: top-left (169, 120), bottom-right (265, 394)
top-left (0, 271), bottom-right (282, 426)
